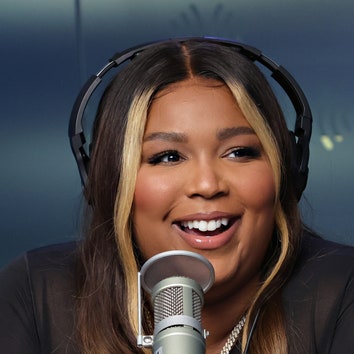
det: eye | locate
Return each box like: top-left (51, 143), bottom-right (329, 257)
top-left (147, 150), bottom-right (184, 165)
top-left (225, 146), bottom-right (261, 160)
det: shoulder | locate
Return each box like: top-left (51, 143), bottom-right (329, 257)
top-left (0, 242), bottom-right (80, 353)
top-left (25, 241), bottom-right (79, 278)
top-left (294, 232), bottom-right (354, 281)
top-left (0, 241), bottom-right (79, 290)
top-left (300, 230), bottom-right (354, 258)
top-left (0, 242), bottom-right (79, 292)
top-left (283, 232), bottom-right (354, 353)
top-left (0, 240), bottom-right (80, 316)
top-left (285, 231), bottom-right (354, 297)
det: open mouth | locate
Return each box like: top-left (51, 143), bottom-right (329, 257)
top-left (177, 218), bottom-right (234, 237)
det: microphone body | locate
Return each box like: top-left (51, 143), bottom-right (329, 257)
top-left (137, 250), bottom-right (215, 354)
top-left (152, 276), bottom-right (205, 354)
top-left (153, 327), bottom-right (205, 354)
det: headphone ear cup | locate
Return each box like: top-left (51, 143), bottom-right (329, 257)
top-left (288, 130), bottom-right (308, 201)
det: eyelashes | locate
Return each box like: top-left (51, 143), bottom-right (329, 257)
top-left (224, 146), bottom-right (262, 159)
top-left (147, 146), bottom-right (262, 165)
top-left (147, 150), bottom-right (183, 165)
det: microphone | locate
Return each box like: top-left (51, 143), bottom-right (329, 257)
top-left (137, 250), bottom-right (215, 354)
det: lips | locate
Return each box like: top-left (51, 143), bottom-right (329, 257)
top-left (174, 212), bottom-right (239, 240)
top-left (173, 214), bottom-right (239, 249)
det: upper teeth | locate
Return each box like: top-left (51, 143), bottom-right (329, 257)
top-left (181, 218), bottom-right (229, 232)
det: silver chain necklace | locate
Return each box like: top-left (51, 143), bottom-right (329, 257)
top-left (220, 315), bottom-right (246, 354)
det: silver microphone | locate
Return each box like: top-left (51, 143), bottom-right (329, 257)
top-left (137, 250), bottom-right (215, 354)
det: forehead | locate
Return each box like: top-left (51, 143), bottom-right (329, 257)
top-left (146, 78), bottom-right (249, 132)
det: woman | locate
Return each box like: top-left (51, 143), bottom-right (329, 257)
top-left (1, 39), bottom-right (354, 354)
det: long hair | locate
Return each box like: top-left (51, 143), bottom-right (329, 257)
top-left (76, 40), bottom-right (302, 354)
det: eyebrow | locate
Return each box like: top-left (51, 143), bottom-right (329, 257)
top-left (143, 126), bottom-right (256, 143)
top-left (143, 131), bottom-right (188, 143)
top-left (217, 126), bottom-right (256, 140)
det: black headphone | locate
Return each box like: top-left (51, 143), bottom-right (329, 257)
top-left (69, 37), bottom-right (312, 200)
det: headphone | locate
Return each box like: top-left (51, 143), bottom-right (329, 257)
top-left (69, 37), bottom-right (312, 200)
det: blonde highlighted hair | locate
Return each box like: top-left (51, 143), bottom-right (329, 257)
top-left (114, 91), bottom-right (153, 340)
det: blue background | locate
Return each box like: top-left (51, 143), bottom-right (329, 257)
top-left (1, 0), bottom-right (354, 266)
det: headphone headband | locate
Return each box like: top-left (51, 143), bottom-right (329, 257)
top-left (69, 37), bottom-right (312, 199)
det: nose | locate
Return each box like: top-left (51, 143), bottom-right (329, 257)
top-left (186, 159), bottom-right (229, 199)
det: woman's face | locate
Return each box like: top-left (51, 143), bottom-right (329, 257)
top-left (133, 78), bottom-right (276, 293)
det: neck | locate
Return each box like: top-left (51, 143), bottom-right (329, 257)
top-left (201, 276), bottom-right (259, 354)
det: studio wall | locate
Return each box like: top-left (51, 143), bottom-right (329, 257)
top-left (1, 0), bottom-right (353, 266)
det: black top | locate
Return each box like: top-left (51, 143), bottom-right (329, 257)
top-left (0, 234), bottom-right (354, 353)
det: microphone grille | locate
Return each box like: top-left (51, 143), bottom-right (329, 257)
top-left (193, 290), bottom-right (202, 320)
top-left (154, 286), bottom-right (184, 322)
top-left (153, 284), bottom-right (203, 325)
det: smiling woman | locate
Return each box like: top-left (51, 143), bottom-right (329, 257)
top-left (134, 78), bottom-right (277, 350)
top-left (1, 38), bottom-right (354, 354)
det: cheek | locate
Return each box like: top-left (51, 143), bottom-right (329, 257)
top-left (133, 173), bottom-right (155, 214)
top-left (133, 169), bottom-right (181, 259)
top-left (133, 169), bottom-right (175, 215)
top-left (238, 164), bottom-right (276, 209)
top-left (256, 171), bottom-right (276, 207)
top-left (239, 164), bottom-right (276, 255)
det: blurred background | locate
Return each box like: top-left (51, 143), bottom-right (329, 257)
top-left (1, 0), bottom-right (353, 267)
